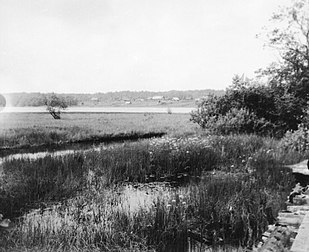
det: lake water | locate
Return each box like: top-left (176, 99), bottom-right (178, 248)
top-left (1, 106), bottom-right (195, 114)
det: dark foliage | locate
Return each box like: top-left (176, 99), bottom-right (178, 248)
top-left (44, 93), bottom-right (69, 119)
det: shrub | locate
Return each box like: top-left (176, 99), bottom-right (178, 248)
top-left (191, 98), bottom-right (274, 136)
top-left (190, 75), bottom-right (308, 137)
top-left (279, 124), bottom-right (309, 153)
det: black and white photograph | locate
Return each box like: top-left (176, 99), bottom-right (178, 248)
top-left (1, 0), bottom-right (309, 251)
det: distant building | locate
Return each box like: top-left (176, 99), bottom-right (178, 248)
top-left (123, 98), bottom-right (131, 104)
top-left (172, 97), bottom-right (180, 101)
top-left (152, 96), bottom-right (164, 100)
top-left (91, 97), bottom-right (99, 102)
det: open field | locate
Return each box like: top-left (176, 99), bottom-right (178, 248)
top-left (0, 112), bottom-right (196, 131)
top-left (0, 112), bottom-right (198, 148)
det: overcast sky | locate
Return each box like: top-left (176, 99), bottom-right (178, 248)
top-left (0, 0), bottom-right (291, 93)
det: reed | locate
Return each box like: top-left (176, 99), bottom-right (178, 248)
top-left (1, 167), bottom-right (292, 251)
top-left (0, 134), bottom-right (297, 251)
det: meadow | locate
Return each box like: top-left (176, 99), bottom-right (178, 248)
top-left (0, 112), bottom-right (304, 251)
top-left (0, 112), bottom-right (197, 149)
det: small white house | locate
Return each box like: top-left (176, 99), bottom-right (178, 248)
top-left (172, 97), bottom-right (180, 101)
top-left (152, 96), bottom-right (164, 100)
top-left (91, 97), bottom-right (99, 102)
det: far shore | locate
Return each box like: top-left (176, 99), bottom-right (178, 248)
top-left (1, 106), bottom-right (196, 114)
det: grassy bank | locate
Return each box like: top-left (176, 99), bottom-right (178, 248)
top-left (0, 135), bottom-right (299, 251)
top-left (0, 113), bottom-right (196, 148)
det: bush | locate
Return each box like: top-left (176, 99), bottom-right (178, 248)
top-left (190, 75), bottom-right (307, 137)
top-left (279, 124), bottom-right (309, 153)
top-left (191, 105), bottom-right (271, 136)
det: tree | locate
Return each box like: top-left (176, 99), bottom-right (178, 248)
top-left (0, 94), bottom-right (5, 111)
top-left (258, 0), bottom-right (309, 128)
top-left (44, 94), bottom-right (68, 119)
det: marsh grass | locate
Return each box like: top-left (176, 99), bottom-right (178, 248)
top-left (0, 153), bottom-right (86, 218)
top-left (0, 137), bottom-right (219, 218)
top-left (0, 134), bottom-right (298, 251)
top-left (0, 126), bottom-right (95, 148)
top-left (1, 168), bottom-right (292, 251)
top-left (0, 113), bottom-right (196, 148)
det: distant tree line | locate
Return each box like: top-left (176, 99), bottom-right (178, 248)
top-left (6, 90), bottom-right (224, 107)
top-left (7, 93), bottom-right (78, 107)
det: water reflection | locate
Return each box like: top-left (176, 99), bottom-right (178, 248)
top-left (118, 182), bottom-right (173, 212)
top-left (0, 142), bottom-right (104, 176)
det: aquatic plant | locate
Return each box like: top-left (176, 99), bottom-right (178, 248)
top-left (0, 134), bottom-right (296, 251)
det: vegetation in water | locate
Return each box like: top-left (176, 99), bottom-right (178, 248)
top-left (0, 135), bottom-right (298, 251)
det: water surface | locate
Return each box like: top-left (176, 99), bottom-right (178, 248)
top-left (2, 106), bottom-right (195, 114)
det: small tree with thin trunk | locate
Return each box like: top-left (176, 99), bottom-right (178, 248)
top-left (44, 94), bottom-right (68, 119)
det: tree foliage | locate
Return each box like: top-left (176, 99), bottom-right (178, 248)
top-left (260, 0), bottom-right (309, 122)
top-left (259, 0), bottom-right (309, 133)
top-left (0, 94), bottom-right (6, 110)
top-left (191, 0), bottom-right (309, 137)
top-left (191, 76), bottom-right (277, 136)
top-left (44, 94), bottom-right (68, 119)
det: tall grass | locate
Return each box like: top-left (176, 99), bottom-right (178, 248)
top-left (0, 138), bottom-right (217, 218)
top-left (0, 153), bottom-right (86, 218)
top-left (0, 134), bottom-right (298, 251)
top-left (0, 126), bottom-right (94, 149)
top-left (1, 167), bottom-right (292, 251)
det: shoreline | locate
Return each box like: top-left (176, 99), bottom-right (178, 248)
top-left (1, 106), bottom-right (196, 114)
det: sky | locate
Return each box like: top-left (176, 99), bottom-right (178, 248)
top-left (0, 0), bottom-right (291, 93)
